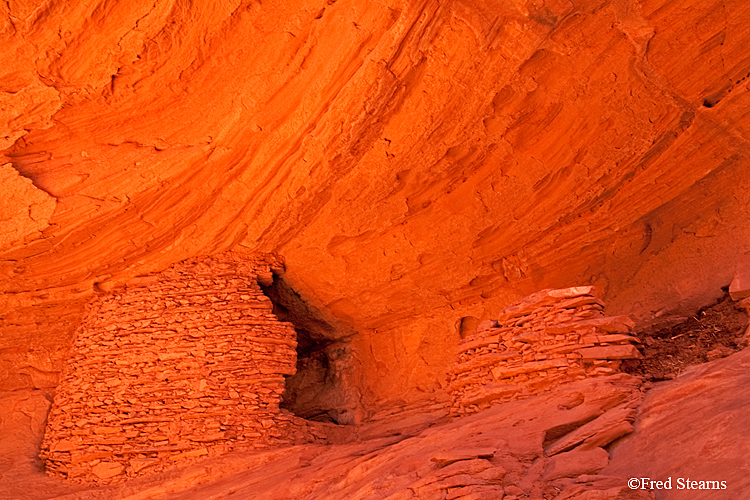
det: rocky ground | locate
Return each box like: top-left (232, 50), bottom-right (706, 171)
top-left (607, 348), bottom-right (750, 500)
top-left (2, 375), bottom-right (654, 500)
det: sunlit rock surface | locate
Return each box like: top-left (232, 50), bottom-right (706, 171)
top-left (2, 0), bottom-right (749, 402)
top-left (0, 163), bottom-right (56, 250)
top-left (606, 348), bottom-right (750, 499)
top-left (1, 0), bottom-right (750, 496)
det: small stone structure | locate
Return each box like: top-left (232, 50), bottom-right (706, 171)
top-left (40, 251), bottom-right (323, 483)
top-left (449, 286), bottom-right (642, 416)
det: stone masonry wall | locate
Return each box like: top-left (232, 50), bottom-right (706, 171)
top-left (449, 286), bottom-right (642, 416)
top-left (40, 251), bottom-right (323, 483)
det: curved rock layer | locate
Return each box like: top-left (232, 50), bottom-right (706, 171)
top-left (1, 0), bottom-right (750, 403)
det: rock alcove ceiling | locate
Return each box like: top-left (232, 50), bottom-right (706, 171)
top-left (1, 0), bottom-right (750, 498)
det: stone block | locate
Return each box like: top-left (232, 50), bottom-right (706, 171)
top-left (91, 461), bottom-right (124, 479)
top-left (576, 345), bottom-right (641, 361)
top-left (729, 256), bottom-right (750, 301)
top-left (542, 447), bottom-right (609, 481)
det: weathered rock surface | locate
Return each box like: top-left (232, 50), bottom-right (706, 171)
top-left (0, 162), bottom-right (57, 249)
top-left (729, 256), bottom-right (750, 301)
top-left (40, 251), bottom-right (329, 484)
top-left (450, 286), bottom-right (641, 415)
top-left (0, 390), bottom-right (51, 474)
top-left (1, 1), bottom-right (749, 497)
top-left (0, 374), bottom-right (653, 500)
top-left (1, 0), bottom-right (750, 404)
top-left (606, 348), bottom-right (750, 499)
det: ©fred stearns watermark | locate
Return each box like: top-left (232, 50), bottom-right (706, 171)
top-left (628, 477), bottom-right (727, 491)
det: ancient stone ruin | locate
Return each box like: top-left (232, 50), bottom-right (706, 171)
top-left (39, 251), bottom-right (323, 483)
top-left (449, 286), bottom-right (642, 416)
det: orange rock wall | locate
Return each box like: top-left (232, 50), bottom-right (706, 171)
top-left (40, 252), bottom-right (315, 483)
top-left (1, 0), bottom-right (750, 405)
top-left (450, 287), bottom-right (640, 415)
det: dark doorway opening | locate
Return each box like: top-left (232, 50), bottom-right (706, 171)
top-left (260, 272), bottom-right (363, 424)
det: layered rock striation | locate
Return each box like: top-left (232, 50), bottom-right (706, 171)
top-left (39, 251), bottom-right (321, 483)
top-left (450, 286), bottom-right (641, 416)
top-left (2, 0), bottom-right (750, 404)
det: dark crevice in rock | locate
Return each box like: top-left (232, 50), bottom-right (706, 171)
top-left (261, 272), bottom-right (364, 425)
top-left (542, 415), bottom-right (599, 450)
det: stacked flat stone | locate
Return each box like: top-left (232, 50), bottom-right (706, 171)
top-left (40, 251), bottom-right (322, 484)
top-left (449, 286), bottom-right (641, 416)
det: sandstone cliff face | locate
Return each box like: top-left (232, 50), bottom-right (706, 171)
top-left (1, 0), bottom-right (749, 404)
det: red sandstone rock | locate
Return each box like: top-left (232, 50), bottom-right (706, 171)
top-left (606, 348), bottom-right (750, 499)
top-left (1, 0), bottom-right (750, 406)
top-left (0, 163), bottom-right (57, 249)
top-left (91, 461), bottom-right (124, 480)
top-left (0, 0), bottom-right (749, 498)
top-left (431, 449), bottom-right (496, 466)
top-left (1, 373), bottom-right (650, 500)
top-left (38, 251), bottom-right (327, 484)
top-left (545, 407), bottom-right (637, 456)
top-left (729, 256), bottom-right (750, 301)
top-left (577, 345), bottom-right (642, 361)
top-left (543, 447), bottom-right (610, 481)
top-left (450, 288), bottom-right (640, 415)
top-left (445, 485), bottom-right (505, 500)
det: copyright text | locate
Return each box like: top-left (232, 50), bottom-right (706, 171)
top-left (628, 477), bottom-right (727, 490)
